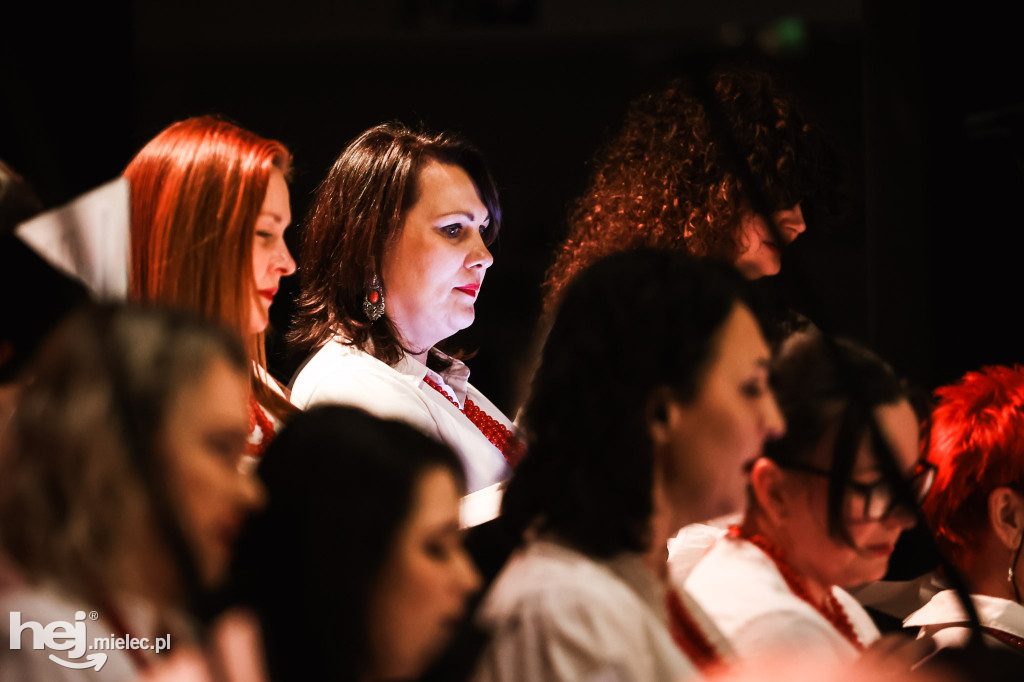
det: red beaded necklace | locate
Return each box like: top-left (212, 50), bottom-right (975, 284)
top-left (948, 624), bottom-right (1024, 651)
top-left (422, 376), bottom-right (526, 467)
top-left (728, 525), bottom-right (864, 651)
top-left (665, 588), bottom-right (723, 671)
top-left (246, 395), bottom-right (275, 459)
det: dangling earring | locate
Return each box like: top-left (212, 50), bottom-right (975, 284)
top-left (363, 274), bottom-right (385, 322)
top-left (1009, 534), bottom-right (1023, 604)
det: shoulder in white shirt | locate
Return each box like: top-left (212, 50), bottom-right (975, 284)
top-left (472, 539), bottom-right (698, 682)
top-left (680, 534), bottom-right (879, 663)
top-left (290, 337), bottom-right (512, 495)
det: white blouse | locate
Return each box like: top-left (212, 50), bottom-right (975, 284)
top-left (679, 535), bottom-right (880, 663)
top-left (905, 589), bottom-right (1024, 653)
top-left (290, 337), bottom-right (513, 496)
top-left (472, 540), bottom-right (699, 682)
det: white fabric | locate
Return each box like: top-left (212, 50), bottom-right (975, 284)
top-left (471, 540), bottom-right (698, 682)
top-left (667, 523), bottom-right (728, 585)
top-left (904, 589), bottom-right (1024, 653)
top-left (1, 575), bottom-right (140, 681)
top-left (290, 337), bottom-right (513, 495)
top-left (680, 535), bottom-right (880, 663)
top-left (15, 178), bottom-right (130, 301)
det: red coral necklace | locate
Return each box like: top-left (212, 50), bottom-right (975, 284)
top-left (728, 525), bottom-right (864, 651)
top-left (423, 376), bottom-right (525, 467)
top-left (247, 395), bottom-right (275, 459)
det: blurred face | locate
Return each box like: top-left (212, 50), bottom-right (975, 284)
top-left (781, 399), bottom-right (920, 588)
top-left (658, 303), bottom-right (786, 527)
top-left (733, 203), bottom-right (806, 279)
top-left (248, 168), bottom-right (296, 335)
top-left (161, 358), bottom-right (266, 586)
top-left (368, 467), bottom-right (481, 680)
top-left (381, 160), bottom-right (494, 356)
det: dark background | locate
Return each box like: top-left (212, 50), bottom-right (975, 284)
top-left (3, 0), bottom-right (1022, 414)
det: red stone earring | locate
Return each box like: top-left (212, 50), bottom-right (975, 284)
top-left (363, 274), bottom-right (385, 321)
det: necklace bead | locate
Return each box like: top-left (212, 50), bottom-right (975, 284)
top-left (422, 376), bottom-right (526, 467)
top-left (728, 525), bottom-right (864, 651)
top-left (247, 395), bottom-right (275, 459)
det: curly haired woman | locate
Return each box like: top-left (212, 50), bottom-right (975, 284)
top-left (543, 67), bottom-right (824, 311)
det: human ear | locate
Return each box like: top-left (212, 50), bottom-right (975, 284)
top-left (988, 487), bottom-right (1024, 550)
top-left (749, 458), bottom-right (790, 524)
top-left (645, 386), bottom-right (677, 451)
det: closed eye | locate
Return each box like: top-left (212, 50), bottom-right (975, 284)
top-left (740, 381), bottom-right (765, 399)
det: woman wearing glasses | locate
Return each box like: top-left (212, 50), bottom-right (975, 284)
top-left (674, 330), bottom-right (934, 664)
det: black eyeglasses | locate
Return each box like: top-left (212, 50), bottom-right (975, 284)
top-left (776, 459), bottom-right (937, 522)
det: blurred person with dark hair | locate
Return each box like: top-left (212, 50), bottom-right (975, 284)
top-left (677, 331), bottom-right (930, 664)
top-left (124, 117), bottom-right (297, 465)
top-left (232, 405), bottom-right (481, 681)
top-left (904, 365), bottom-right (1024, 656)
top-left (0, 306), bottom-right (265, 680)
top-left (471, 250), bottom-right (785, 681)
top-left (0, 160), bottom-right (88, 432)
top-left (290, 123), bottom-right (520, 503)
top-left (543, 67), bottom-right (828, 314)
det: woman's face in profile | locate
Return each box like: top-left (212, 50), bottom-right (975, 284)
top-left (249, 168), bottom-right (296, 336)
top-left (368, 466), bottom-right (481, 679)
top-left (381, 160), bottom-right (494, 353)
top-left (161, 357), bottom-right (266, 587)
top-left (657, 303), bottom-right (786, 526)
top-left (733, 203), bottom-right (806, 279)
top-left (780, 399), bottom-right (920, 588)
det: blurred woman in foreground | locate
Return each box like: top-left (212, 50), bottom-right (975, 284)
top-left (472, 250), bottom-right (785, 681)
top-left (233, 405), bottom-right (481, 681)
top-left (0, 306), bottom-right (265, 680)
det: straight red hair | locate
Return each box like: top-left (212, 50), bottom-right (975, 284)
top-left (124, 116), bottom-right (295, 421)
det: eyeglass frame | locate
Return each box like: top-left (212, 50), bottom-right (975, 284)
top-left (770, 458), bottom-right (938, 522)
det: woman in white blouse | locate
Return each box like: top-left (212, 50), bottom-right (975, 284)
top-left (905, 365), bottom-right (1024, 657)
top-left (679, 331), bottom-right (933, 664)
top-left (473, 250), bottom-right (785, 682)
top-left (289, 123), bottom-right (519, 504)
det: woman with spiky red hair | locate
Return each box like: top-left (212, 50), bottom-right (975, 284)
top-left (124, 116), bottom-right (297, 463)
top-left (906, 365), bottom-right (1024, 656)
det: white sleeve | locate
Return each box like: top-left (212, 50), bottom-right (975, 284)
top-left (292, 362), bottom-right (442, 442)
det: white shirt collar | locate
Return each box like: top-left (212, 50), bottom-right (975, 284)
top-left (905, 589), bottom-right (1024, 640)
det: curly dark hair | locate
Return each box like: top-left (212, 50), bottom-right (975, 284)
top-left (543, 68), bottom-right (820, 312)
top-left (503, 249), bottom-right (750, 558)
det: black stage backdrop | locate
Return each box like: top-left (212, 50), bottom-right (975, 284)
top-left (2, 1), bottom-right (1022, 414)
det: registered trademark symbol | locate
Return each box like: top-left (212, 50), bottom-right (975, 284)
top-left (89, 611), bottom-right (99, 621)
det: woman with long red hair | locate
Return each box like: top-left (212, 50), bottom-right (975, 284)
top-left (124, 116), bottom-right (297, 462)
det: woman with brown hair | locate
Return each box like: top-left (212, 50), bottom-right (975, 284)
top-left (0, 305), bottom-right (265, 680)
top-left (289, 123), bottom-right (520, 505)
top-left (543, 67), bottom-right (823, 312)
top-left (124, 116), bottom-right (297, 462)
